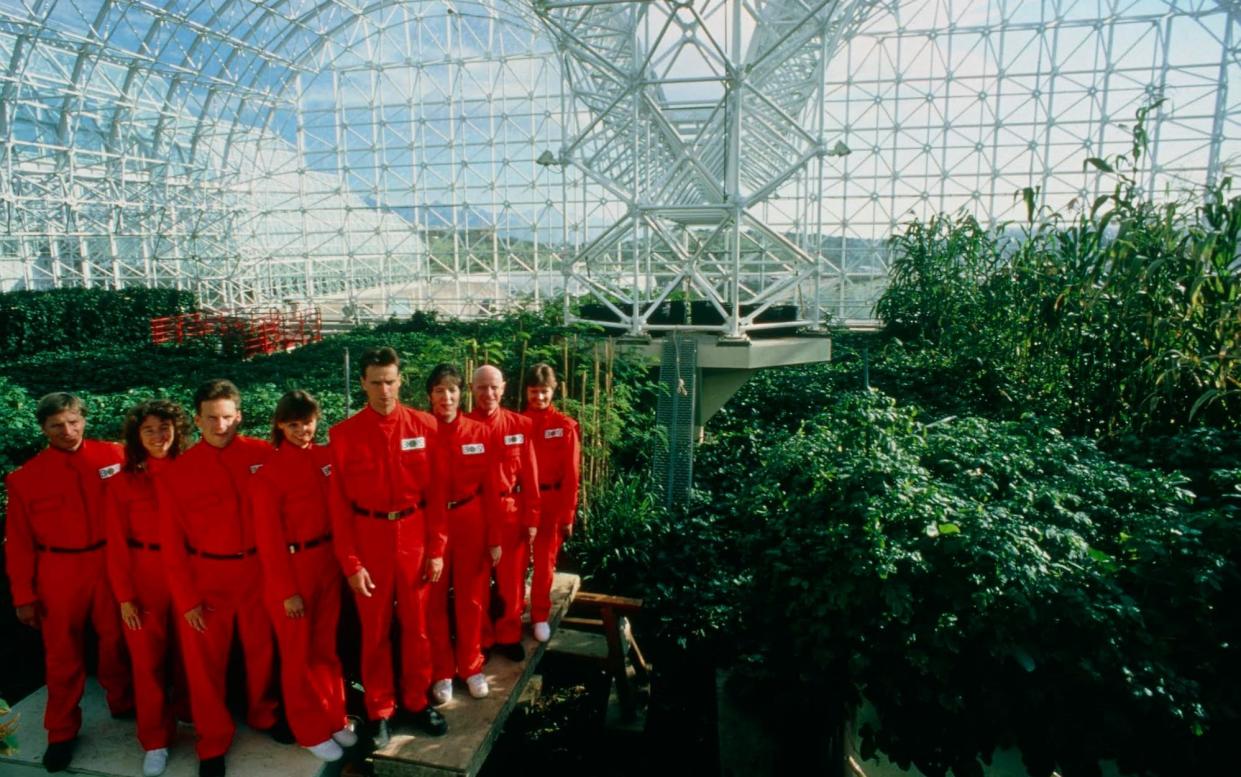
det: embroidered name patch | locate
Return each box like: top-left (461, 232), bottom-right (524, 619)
top-left (249, 464), bottom-right (263, 474)
top-left (401, 437), bottom-right (426, 451)
top-left (98, 463), bottom-right (121, 480)
top-left (462, 443), bottom-right (485, 455)
top-left (321, 464), bottom-right (332, 477)
top-left (504, 433), bottom-right (524, 446)
top-left (544, 428), bottom-right (565, 439)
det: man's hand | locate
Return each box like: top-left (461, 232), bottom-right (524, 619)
top-left (425, 557), bottom-right (444, 584)
top-left (15, 603), bottom-right (39, 629)
top-left (120, 601), bottom-right (142, 631)
top-left (184, 605), bottom-right (208, 633)
top-left (489, 545), bottom-right (502, 566)
top-left (283, 594), bottom-right (305, 619)
top-left (561, 524), bottom-right (574, 539)
top-left (348, 568), bottom-right (376, 598)
top-left (527, 526), bottom-right (538, 540)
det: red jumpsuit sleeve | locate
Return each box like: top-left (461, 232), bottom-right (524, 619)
top-left (104, 479), bottom-right (136, 604)
top-left (563, 419), bottom-right (582, 528)
top-left (250, 476), bottom-right (299, 603)
top-left (157, 479), bottom-right (201, 616)
top-left (520, 431), bottom-right (541, 529)
top-left (4, 476), bottom-right (37, 608)
top-left (424, 423), bottom-right (448, 560)
top-left (328, 427), bottom-right (363, 577)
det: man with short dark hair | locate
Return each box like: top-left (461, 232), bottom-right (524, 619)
top-left (330, 348), bottom-right (449, 747)
top-left (159, 379), bottom-right (283, 777)
top-left (5, 392), bottom-right (132, 773)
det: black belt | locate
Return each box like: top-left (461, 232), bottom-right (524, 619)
top-left (186, 544), bottom-right (256, 560)
top-left (126, 538), bottom-right (161, 551)
top-left (35, 539), bottom-right (106, 554)
top-left (447, 486), bottom-right (484, 511)
top-left (352, 500), bottom-right (425, 521)
top-left (500, 484), bottom-right (522, 497)
top-left (288, 533), bottom-right (332, 554)
top-left (539, 482), bottom-right (561, 492)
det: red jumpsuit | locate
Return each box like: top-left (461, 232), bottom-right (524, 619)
top-left (250, 442), bottom-right (347, 748)
top-left (523, 406), bottom-right (581, 624)
top-left (466, 407), bottom-right (540, 646)
top-left (104, 456), bottom-right (176, 752)
top-left (4, 441), bottom-right (132, 744)
top-left (159, 436), bottom-right (278, 760)
top-left (427, 415), bottom-right (501, 681)
top-left (329, 405), bottom-right (447, 721)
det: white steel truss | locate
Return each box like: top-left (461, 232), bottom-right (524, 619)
top-left (0, 0), bottom-right (1238, 327)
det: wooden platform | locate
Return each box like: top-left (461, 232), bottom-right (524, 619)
top-left (370, 572), bottom-right (581, 777)
top-left (0, 572), bottom-right (581, 777)
top-left (0, 680), bottom-right (336, 776)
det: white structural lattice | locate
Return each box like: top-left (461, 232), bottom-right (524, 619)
top-left (0, 0), bottom-right (1237, 327)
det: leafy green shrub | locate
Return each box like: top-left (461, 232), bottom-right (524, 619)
top-left (0, 288), bottom-right (196, 358)
top-left (718, 391), bottom-right (1237, 776)
top-left (876, 101), bottom-right (1241, 435)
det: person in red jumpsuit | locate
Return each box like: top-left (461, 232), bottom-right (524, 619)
top-left (522, 364), bottom-right (581, 644)
top-left (5, 392), bottom-right (133, 773)
top-left (159, 379), bottom-right (287, 777)
top-left (467, 364), bottom-right (540, 661)
top-left (329, 347), bottom-right (448, 747)
top-left (424, 364), bottom-right (501, 704)
top-left (249, 390), bottom-right (356, 763)
top-left (104, 399), bottom-right (192, 777)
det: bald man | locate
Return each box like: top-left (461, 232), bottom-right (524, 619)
top-left (467, 365), bottom-right (540, 661)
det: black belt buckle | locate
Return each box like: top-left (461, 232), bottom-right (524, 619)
top-left (127, 538), bottom-right (161, 551)
top-left (539, 482), bottom-right (561, 492)
top-left (288, 534), bottom-right (332, 554)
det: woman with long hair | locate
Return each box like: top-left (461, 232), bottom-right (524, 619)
top-left (522, 364), bottom-right (581, 644)
top-left (104, 398), bottom-right (192, 777)
top-left (249, 390), bottom-right (355, 762)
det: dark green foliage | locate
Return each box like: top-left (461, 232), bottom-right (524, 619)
top-left (875, 101), bottom-right (1241, 435)
top-left (722, 391), bottom-right (1237, 776)
top-left (0, 288), bottom-right (196, 357)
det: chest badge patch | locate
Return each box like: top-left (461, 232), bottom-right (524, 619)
top-left (98, 463), bottom-right (121, 480)
top-left (401, 437), bottom-right (426, 451)
top-left (462, 443), bottom-right (485, 455)
top-left (544, 428), bottom-right (565, 439)
top-left (504, 433), bottom-right (525, 446)
top-left (249, 463), bottom-right (263, 474)
top-left (321, 464), bottom-right (332, 477)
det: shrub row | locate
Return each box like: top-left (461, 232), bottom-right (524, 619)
top-left (0, 288), bottom-right (197, 358)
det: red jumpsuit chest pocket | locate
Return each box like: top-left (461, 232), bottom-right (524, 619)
top-left (124, 496), bottom-right (160, 525)
top-left (181, 491), bottom-right (226, 523)
top-left (26, 495), bottom-right (63, 531)
top-left (399, 447), bottom-right (429, 483)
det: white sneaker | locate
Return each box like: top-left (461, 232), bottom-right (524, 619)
top-left (331, 724), bottom-right (358, 748)
top-left (533, 621), bottom-right (551, 642)
top-left (306, 738), bottom-right (344, 762)
top-left (142, 747), bottom-right (169, 777)
top-left (431, 678), bottom-right (453, 705)
top-left (466, 672), bottom-right (490, 699)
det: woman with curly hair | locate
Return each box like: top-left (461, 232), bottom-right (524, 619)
top-left (104, 398), bottom-right (192, 777)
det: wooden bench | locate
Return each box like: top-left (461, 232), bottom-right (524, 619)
top-left (547, 590), bottom-right (650, 726)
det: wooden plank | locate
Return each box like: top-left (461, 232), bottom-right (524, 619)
top-left (370, 572), bottom-right (581, 777)
top-left (572, 591), bottom-right (643, 613)
top-left (545, 628), bottom-right (608, 662)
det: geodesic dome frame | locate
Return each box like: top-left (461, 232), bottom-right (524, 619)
top-left (1, 0), bottom-right (1238, 330)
